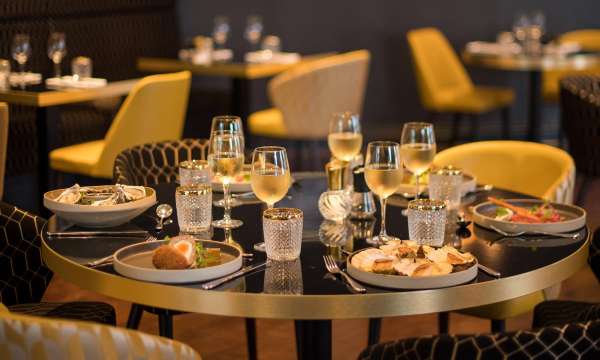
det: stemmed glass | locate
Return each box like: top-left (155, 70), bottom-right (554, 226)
top-left (48, 32), bottom-right (67, 78)
top-left (12, 34), bottom-right (31, 86)
top-left (400, 122), bottom-right (436, 199)
top-left (364, 141), bottom-right (403, 244)
top-left (209, 130), bottom-right (245, 229)
top-left (513, 13), bottom-right (530, 44)
top-left (250, 146), bottom-right (291, 251)
top-left (211, 115), bottom-right (244, 208)
top-left (328, 112), bottom-right (363, 162)
top-left (213, 16), bottom-right (230, 49)
top-left (245, 15), bottom-right (263, 50)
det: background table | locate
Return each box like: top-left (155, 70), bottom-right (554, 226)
top-left (462, 51), bottom-right (600, 141)
top-left (0, 80), bottom-right (138, 206)
top-left (42, 173), bottom-right (589, 360)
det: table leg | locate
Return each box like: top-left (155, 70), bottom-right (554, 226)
top-left (36, 107), bottom-right (49, 213)
top-left (294, 320), bottom-right (332, 360)
top-left (527, 70), bottom-right (542, 141)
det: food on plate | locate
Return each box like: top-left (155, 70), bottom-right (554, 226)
top-left (54, 184), bottom-right (146, 206)
top-left (152, 235), bottom-right (222, 270)
top-left (351, 240), bottom-right (476, 277)
top-left (212, 166), bottom-right (251, 184)
top-left (489, 197), bottom-right (565, 223)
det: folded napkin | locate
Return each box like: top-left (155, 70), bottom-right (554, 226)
top-left (46, 76), bottom-right (107, 89)
top-left (178, 48), bottom-right (234, 65)
top-left (9, 72), bottom-right (42, 85)
top-left (244, 50), bottom-right (300, 64)
top-left (465, 41), bottom-right (522, 56)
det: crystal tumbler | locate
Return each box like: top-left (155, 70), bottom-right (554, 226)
top-left (263, 258), bottom-right (303, 294)
top-left (176, 184), bottom-right (212, 234)
top-left (263, 208), bottom-right (303, 261)
top-left (71, 56), bottom-right (92, 80)
top-left (407, 199), bottom-right (447, 247)
top-left (429, 166), bottom-right (463, 210)
top-left (179, 160), bottom-right (210, 186)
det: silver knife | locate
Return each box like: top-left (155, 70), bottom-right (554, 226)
top-left (478, 263), bottom-right (501, 278)
top-left (201, 262), bottom-right (267, 290)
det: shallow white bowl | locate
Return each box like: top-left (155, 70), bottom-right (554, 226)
top-left (43, 186), bottom-right (156, 228)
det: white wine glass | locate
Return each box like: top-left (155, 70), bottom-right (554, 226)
top-left (12, 34), bottom-right (31, 87)
top-left (328, 112), bottom-right (362, 162)
top-left (364, 141), bottom-right (403, 244)
top-left (245, 15), bottom-right (263, 49)
top-left (211, 115), bottom-right (244, 208)
top-left (209, 130), bottom-right (244, 229)
top-left (250, 146), bottom-right (291, 251)
top-left (400, 122), bottom-right (436, 199)
top-left (213, 16), bottom-right (230, 49)
top-left (48, 32), bottom-right (67, 78)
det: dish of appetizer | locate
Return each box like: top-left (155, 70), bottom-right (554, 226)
top-left (211, 164), bottom-right (252, 193)
top-left (347, 240), bottom-right (478, 289)
top-left (112, 236), bottom-right (242, 284)
top-left (472, 198), bottom-right (586, 234)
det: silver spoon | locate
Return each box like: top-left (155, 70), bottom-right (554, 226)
top-left (155, 204), bottom-right (173, 231)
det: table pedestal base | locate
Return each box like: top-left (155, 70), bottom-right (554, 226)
top-left (294, 320), bottom-right (332, 360)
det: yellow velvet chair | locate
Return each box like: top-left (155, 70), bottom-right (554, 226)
top-left (543, 30), bottom-right (600, 102)
top-left (0, 310), bottom-right (200, 359)
top-left (433, 140), bottom-right (575, 331)
top-left (50, 71), bottom-right (191, 179)
top-left (0, 103), bottom-right (8, 199)
top-left (407, 28), bottom-right (515, 141)
top-left (248, 50), bottom-right (370, 140)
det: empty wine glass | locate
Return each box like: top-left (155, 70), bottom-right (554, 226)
top-left (328, 112), bottom-right (362, 162)
top-left (209, 130), bottom-right (245, 229)
top-left (12, 34), bottom-right (31, 78)
top-left (245, 15), bottom-right (263, 49)
top-left (213, 16), bottom-right (230, 49)
top-left (48, 32), bottom-right (67, 78)
top-left (364, 141), bottom-right (403, 244)
top-left (400, 122), bottom-right (436, 200)
top-left (529, 10), bottom-right (545, 41)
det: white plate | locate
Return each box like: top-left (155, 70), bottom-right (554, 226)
top-left (395, 173), bottom-right (477, 197)
top-left (113, 239), bottom-right (242, 284)
top-left (211, 165), bottom-right (251, 193)
top-left (43, 186), bottom-right (156, 228)
top-left (472, 199), bottom-right (586, 234)
top-left (346, 249), bottom-right (478, 289)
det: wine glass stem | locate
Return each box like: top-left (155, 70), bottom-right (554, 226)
top-left (223, 182), bottom-right (231, 221)
top-left (379, 196), bottom-right (388, 238)
top-left (267, 202), bottom-right (274, 210)
top-left (53, 61), bottom-right (61, 78)
top-left (415, 174), bottom-right (420, 200)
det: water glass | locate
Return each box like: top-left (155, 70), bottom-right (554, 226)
top-left (261, 35), bottom-right (281, 53)
top-left (0, 59), bottom-right (9, 89)
top-left (263, 259), bottom-right (303, 294)
top-left (263, 208), bottom-right (303, 261)
top-left (176, 184), bottom-right (212, 234)
top-left (72, 56), bottom-right (92, 80)
top-left (179, 160), bottom-right (210, 186)
top-left (429, 166), bottom-right (463, 210)
top-left (407, 199), bottom-right (447, 247)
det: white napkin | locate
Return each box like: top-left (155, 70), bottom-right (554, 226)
top-left (46, 76), bottom-right (107, 89)
top-left (466, 41), bottom-right (522, 56)
top-left (9, 72), bottom-right (42, 85)
top-left (244, 50), bottom-right (301, 64)
top-left (178, 48), bottom-right (234, 65)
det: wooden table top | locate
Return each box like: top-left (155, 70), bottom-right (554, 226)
top-left (137, 53), bottom-right (335, 79)
top-left (0, 79), bottom-right (139, 107)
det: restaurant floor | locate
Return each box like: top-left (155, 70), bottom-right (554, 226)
top-left (43, 177), bottom-right (600, 360)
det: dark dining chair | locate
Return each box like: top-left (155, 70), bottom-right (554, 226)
top-left (0, 201), bottom-right (116, 325)
top-left (113, 139), bottom-right (258, 360)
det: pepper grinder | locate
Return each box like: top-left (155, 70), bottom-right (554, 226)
top-left (350, 167), bottom-right (376, 219)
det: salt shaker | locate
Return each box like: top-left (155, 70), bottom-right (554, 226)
top-left (350, 167), bottom-right (376, 219)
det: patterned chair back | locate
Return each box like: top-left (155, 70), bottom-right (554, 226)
top-left (0, 202), bottom-right (51, 306)
top-left (0, 312), bottom-right (201, 360)
top-left (113, 138), bottom-right (210, 186)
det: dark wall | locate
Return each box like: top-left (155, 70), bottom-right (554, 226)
top-left (177, 0), bottom-right (600, 133)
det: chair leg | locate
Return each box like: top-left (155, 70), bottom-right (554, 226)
top-left (501, 107), bottom-right (511, 139)
top-left (469, 114), bottom-right (478, 140)
top-left (245, 318), bottom-right (258, 360)
top-left (576, 175), bottom-right (591, 207)
top-left (491, 319), bottom-right (506, 333)
top-left (438, 312), bottom-right (450, 334)
top-left (126, 303), bottom-right (143, 329)
top-left (368, 318), bottom-right (382, 346)
top-left (451, 113), bottom-right (461, 145)
top-left (158, 313), bottom-right (174, 339)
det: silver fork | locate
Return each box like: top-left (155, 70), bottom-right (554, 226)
top-left (489, 225), bottom-right (580, 239)
top-left (86, 236), bottom-right (158, 268)
top-left (323, 255), bottom-right (366, 293)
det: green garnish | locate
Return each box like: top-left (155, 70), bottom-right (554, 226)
top-left (496, 207), bottom-right (511, 217)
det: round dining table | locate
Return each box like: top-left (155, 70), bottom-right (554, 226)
top-left (462, 50), bottom-right (600, 141)
top-left (41, 172), bottom-right (589, 360)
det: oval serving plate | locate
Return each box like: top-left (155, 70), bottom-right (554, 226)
top-left (113, 239), bottom-right (242, 284)
top-left (43, 186), bottom-right (156, 228)
top-left (395, 173), bottom-right (477, 197)
top-left (472, 199), bottom-right (586, 234)
top-left (346, 249), bottom-right (478, 290)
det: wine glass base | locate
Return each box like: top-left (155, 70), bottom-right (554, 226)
top-left (212, 219), bottom-right (243, 229)
top-left (213, 198), bottom-right (242, 208)
top-left (253, 242), bottom-right (266, 252)
top-left (367, 234), bottom-right (400, 245)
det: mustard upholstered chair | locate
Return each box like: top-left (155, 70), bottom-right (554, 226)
top-left (0, 311), bottom-right (201, 360)
top-left (433, 140), bottom-right (575, 332)
top-left (407, 28), bottom-right (515, 142)
top-left (543, 30), bottom-right (600, 103)
top-left (0, 103), bottom-right (8, 199)
top-left (50, 71), bottom-right (191, 179)
top-left (248, 50), bottom-right (370, 140)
